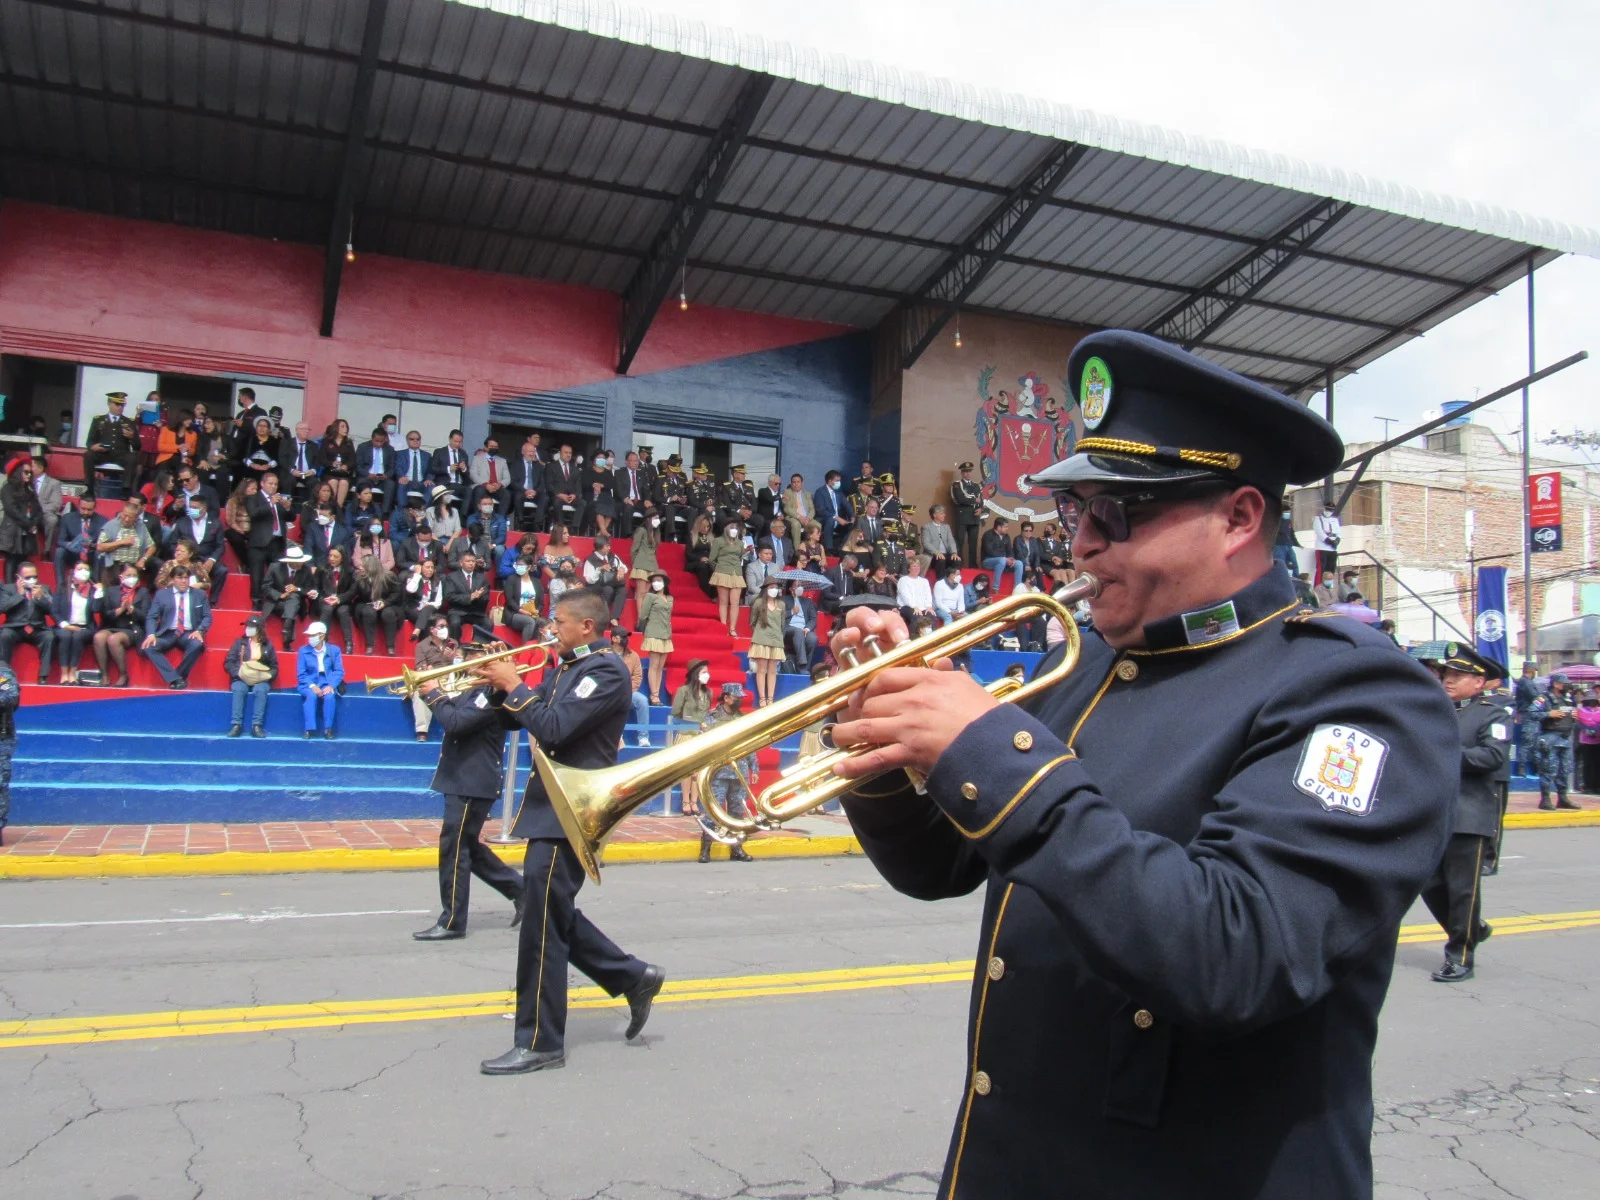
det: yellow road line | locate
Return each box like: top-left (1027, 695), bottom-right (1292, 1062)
top-left (3, 909), bottom-right (1596, 1052)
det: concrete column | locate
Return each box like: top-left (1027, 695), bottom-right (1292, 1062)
top-left (460, 377), bottom-right (493, 449)
top-left (303, 362), bottom-right (341, 432)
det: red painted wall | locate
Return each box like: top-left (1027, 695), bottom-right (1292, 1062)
top-left (0, 203), bottom-right (849, 427)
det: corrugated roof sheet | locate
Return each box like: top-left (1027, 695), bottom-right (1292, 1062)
top-left (0, 0), bottom-right (1590, 395)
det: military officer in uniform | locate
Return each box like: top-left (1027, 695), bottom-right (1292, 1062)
top-left (717, 464), bottom-right (757, 528)
top-left (951, 461), bottom-right (983, 566)
top-left (827, 330), bottom-right (1457, 1198)
top-left (877, 474), bottom-right (903, 522)
top-left (657, 455), bottom-right (692, 542)
top-left (1419, 643), bottom-right (1509, 982)
top-left (412, 642), bottom-right (526, 941)
top-left (477, 588), bottom-right (666, 1074)
top-left (688, 464), bottom-right (719, 528)
top-left (84, 392), bottom-right (140, 497)
top-left (850, 460), bottom-right (876, 501)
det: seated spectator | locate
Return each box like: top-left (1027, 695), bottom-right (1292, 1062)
top-left (1293, 571), bottom-right (1317, 607)
top-left (0, 563), bottom-right (56, 684)
top-left (54, 494), bottom-right (105, 589)
top-left (393, 430), bottom-right (432, 515)
top-left (262, 544), bottom-right (317, 650)
top-left (865, 563), bottom-right (897, 599)
top-left (583, 475), bottom-right (616, 538)
top-left (32, 455), bottom-right (65, 553)
top-left (502, 546), bottom-right (545, 645)
top-left (895, 557), bottom-right (935, 629)
top-left (411, 619), bottom-right (459, 741)
top-left (354, 555), bottom-right (403, 656)
top-left (396, 521), bottom-right (445, 576)
top-left (581, 535), bottom-right (628, 624)
top-left (402, 554), bottom-right (447, 642)
top-left (468, 436), bottom-right (511, 516)
top-left (350, 519), bottom-right (395, 574)
top-left (92, 563), bottom-right (149, 686)
top-left (546, 560), bottom-right (579, 612)
top-left (446, 522), bottom-right (495, 580)
top-left (920, 504), bottom-right (961, 578)
top-left (611, 630), bottom-right (650, 746)
top-left (0, 455), bottom-right (44, 583)
top-left (316, 546), bottom-right (358, 651)
top-left (933, 565), bottom-right (967, 626)
top-left (537, 525), bottom-right (577, 582)
top-left (166, 491), bottom-right (229, 605)
top-left (443, 550), bottom-right (495, 643)
top-left (783, 581), bottom-right (817, 673)
top-left (1012, 521), bottom-right (1043, 573)
top-left (142, 565), bottom-right (210, 689)
top-left (50, 560), bottom-right (100, 684)
top-left (389, 495), bottom-right (430, 547)
top-left (225, 615), bottom-right (277, 737)
top-left (296, 621), bottom-right (343, 740)
top-left (796, 523), bottom-right (827, 574)
top-left (346, 482), bottom-right (386, 533)
top-left (1312, 572), bottom-right (1338, 607)
top-left (223, 479), bottom-right (255, 579)
top-left (758, 517), bottom-right (794, 568)
top-left (743, 543), bottom-right (781, 606)
top-left (1339, 569), bottom-right (1362, 602)
top-left (982, 518), bottom-right (1023, 590)
top-left (426, 485), bottom-right (462, 544)
top-left (303, 501), bottom-right (351, 567)
top-left (352, 429), bottom-right (396, 516)
top-left (821, 553), bottom-right (862, 614)
top-left (964, 572), bottom-right (997, 649)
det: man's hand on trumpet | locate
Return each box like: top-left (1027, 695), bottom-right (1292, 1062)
top-left (474, 655), bottom-right (525, 694)
top-left (827, 606), bottom-right (999, 779)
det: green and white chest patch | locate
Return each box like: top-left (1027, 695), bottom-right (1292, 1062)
top-left (1182, 601), bottom-right (1240, 645)
top-left (1295, 724), bottom-right (1388, 816)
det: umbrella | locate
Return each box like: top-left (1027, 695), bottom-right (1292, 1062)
top-left (836, 593), bottom-right (900, 611)
top-left (1324, 601), bottom-right (1381, 624)
top-left (774, 568), bottom-right (831, 588)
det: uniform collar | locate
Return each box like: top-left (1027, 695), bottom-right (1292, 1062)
top-left (1136, 567), bottom-right (1296, 653)
top-left (558, 638), bottom-right (611, 665)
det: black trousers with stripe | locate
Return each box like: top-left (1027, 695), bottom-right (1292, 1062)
top-left (514, 838), bottom-right (647, 1052)
top-left (437, 796), bottom-right (522, 931)
top-left (1421, 832), bottom-right (1489, 967)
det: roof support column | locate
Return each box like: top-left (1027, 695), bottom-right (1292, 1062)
top-left (1522, 253), bottom-right (1536, 666)
top-left (616, 71), bottom-right (774, 374)
top-left (319, 0), bottom-right (389, 338)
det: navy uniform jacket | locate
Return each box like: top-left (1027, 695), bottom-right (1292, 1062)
top-left (495, 642), bottom-right (631, 840)
top-left (841, 569), bottom-right (1457, 1199)
top-left (427, 685), bottom-right (509, 802)
top-left (1454, 696), bottom-right (1509, 837)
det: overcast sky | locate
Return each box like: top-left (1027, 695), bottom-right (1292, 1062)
top-left (657, 0), bottom-right (1599, 459)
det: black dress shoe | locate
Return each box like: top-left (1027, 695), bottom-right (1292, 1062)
top-left (323, 729), bottom-right (336, 740)
top-left (416, 732), bottom-right (428, 742)
top-left (1477, 922), bottom-right (1492, 943)
top-left (228, 724), bottom-right (243, 738)
top-left (730, 846), bottom-right (753, 862)
top-left (510, 897), bottom-right (524, 928)
top-left (480, 1046), bottom-right (564, 1075)
top-left (1556, 795), bottom-right (1581, 809)
top-left (302, 730), bottom-right (312, 739)
top-left (412, 922), bottom-right (465, 941)
top-left (1431, 961), bottom-right (1474, 983)
top-left (252, 726), bottom-right (266, 738)
top-left (624, 965), bottom-right (666, 1040)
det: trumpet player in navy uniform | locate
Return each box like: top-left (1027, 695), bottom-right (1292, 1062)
top-left (476, 588), bottom-right (666, 1075)
top-left (1419, 644), bottom-right (1509, 982)
top-left (412, 641), bottom-right (526, 942)
top-left (826, 331), bottom-right (1458, 1199)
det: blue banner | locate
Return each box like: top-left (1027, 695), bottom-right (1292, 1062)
top-left (1474, 566), bottom-right (1509, 670)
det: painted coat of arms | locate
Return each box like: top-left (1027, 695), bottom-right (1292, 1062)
top-left (973, 366), bottom-right (1078, 505)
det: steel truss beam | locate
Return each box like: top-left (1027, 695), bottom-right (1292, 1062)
top-left (318, 0), bottom-right (387, 337)
top-left (615, 72), bottom-right (773, 374)
top-left (1144, 198), bottom-right (1353, 347)
top-left (898, 141), bottom-right (1087, 369)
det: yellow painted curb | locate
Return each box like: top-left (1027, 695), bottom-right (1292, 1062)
top-left (1504, 810), bottom-right (1600, 828)
top-left (0, 835), bottom-right (863, 880)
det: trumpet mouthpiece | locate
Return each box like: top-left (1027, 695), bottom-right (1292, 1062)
top-left (1057, 572), bottom-right (1100, 602)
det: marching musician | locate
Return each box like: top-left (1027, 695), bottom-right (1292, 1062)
top-left (827, 330), bottom-right (1458, 1196)
top-left (477, 588), bottom-right (665, 1075)
top-left (412, 640), bottom-right (525, 941)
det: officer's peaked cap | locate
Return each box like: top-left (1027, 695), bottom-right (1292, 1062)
top-left (1440, 642), bottom-right (1500, 678)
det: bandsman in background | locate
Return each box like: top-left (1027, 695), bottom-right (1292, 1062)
top-left (717, 464), bottom-right (757, 528)
top-left (877, 474), bottom-right (902, 522)
top-left (1420, 643), bottom-right (1508, 982)
top-left (412, 639), bottom-right (526, 941)
top-left (950, 460), bottom-right (983, 565)
top-left (84, 392), bottom-right (140, 497)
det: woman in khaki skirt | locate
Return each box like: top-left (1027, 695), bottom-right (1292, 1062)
top-left (636, 570), bottom-right (675, 706)
top-left (747, 579), bottom-right (787, 707)
top-left (630, 507), bottom-right (662, 606)
top-left (708, 519), bottom-right (748, 637)
top-left (670, 657), bottom-right (715, 816)
top-left (797, 662), bottom-right (833, 761)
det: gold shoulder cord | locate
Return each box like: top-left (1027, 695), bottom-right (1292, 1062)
top-left (1075, 437), bottom-right (1241, 472)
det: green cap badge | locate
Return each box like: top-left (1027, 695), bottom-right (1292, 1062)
top-left (1080, 356), bottom-right (1112, 431)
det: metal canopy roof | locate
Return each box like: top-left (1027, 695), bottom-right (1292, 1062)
top-left (2, 0), bottom-right (1594, 394)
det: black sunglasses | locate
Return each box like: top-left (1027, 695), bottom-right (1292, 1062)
top-left (1055, 482), bottom-right (1234, 544)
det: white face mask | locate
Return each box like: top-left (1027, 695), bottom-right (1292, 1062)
top-left (121, 576), bottom-right (138, 588)
top-left (316, 514), bottom-right (333, 526)
top-left (309, 634), bottom-right (325, 646)
top-left (480, 510), bottom-right (493, 520)
top-left (651, 579), bottom-right (664, 591)
top-left (513, 563), bottom-right (529, 576)
top-left (650, 517), bottom-right (660, 527)
top-left (727, 530), bottom-right (739, 540)
top-left (73, 567), bottom-right (92, 582)
top-left (368, 522), bottom-right (382, 535)
top-left (433, 628), bottom-right (449, 641)
top-left (766, 587), bottom-right (779, 598)
top-left (697, 670), bottom-right (711, 685)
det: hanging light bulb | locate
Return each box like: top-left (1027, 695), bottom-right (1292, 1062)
top-left (953, 314), bottom-right (963, 349)
top-left (344, 215), bottom-right (356, 263)
top-left (344, 242), bottom-right (356, 263)
top-left (678, 265), bottom-right (688, 312)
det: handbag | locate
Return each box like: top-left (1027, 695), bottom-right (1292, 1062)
top-left (238, 658), bottom-right (273, 684)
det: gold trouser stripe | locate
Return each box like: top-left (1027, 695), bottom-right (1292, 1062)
top-left (445, 805), bottom-right (466, 927)
top-left (526, 846), bottom-right (558, 1048)
top-left (945, 883), bottom-right (1014, 1200)
top-left (1463, 839), bottom-right (1485, 968)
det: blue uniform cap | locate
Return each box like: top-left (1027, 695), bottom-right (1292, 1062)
top-left (1025, 330), bottom-right (1344, 498)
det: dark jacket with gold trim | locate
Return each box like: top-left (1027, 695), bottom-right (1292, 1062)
top-left (1454, 695), bottom-right (1509, 838)
top-left (426, 685), bottom-right (508, 802)
top-left (494, 641), bottom-right (631, 840)
top-left (841, 568), bottom-right (1457, 1200)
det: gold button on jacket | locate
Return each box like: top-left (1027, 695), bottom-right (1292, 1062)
top-left (972, 1070), bottom-right (992, 1096)
top-left (1115, 659), bottom-right (1139, 682)
top-left (987, 957), bottom-right (1006, 981)
top-left (1012, 730), bottom-right (1034, 751)
top-left (960, 781), bottom-right (979, 801)
top-left (1133, 1009), bottom-right (1154, 1030)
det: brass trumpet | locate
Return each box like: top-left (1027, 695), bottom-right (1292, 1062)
top-left (364, 636), bottom-right (559, 698)
top-left (535, 574), bottom-right (1099, 882)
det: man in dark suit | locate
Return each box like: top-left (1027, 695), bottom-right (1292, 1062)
top-left (170, 467), bottom-right (222, 523)
top-left (782, 581), bottom-right (818, 672)
top-left (541, 445), bottom-right (583, 532)
top-left (166, 493), bottom-right (230, 605)
top-left (0, 564), bottom-right (56, 684)
top-left (412, 646), bottom-right (525, 941)
top-left (509, 442), bottom-right (544, 533)
top-left (814, 471), bottom-right (852, 551)
top-left (277, 421), bottom-right (324, 504)
top-left (354, 427), bottom-right (398, 515)
top-left (853, 498), bottom-right (885, 565)
top-left (228, 387), bottom-right (268, 466)
top-left (756, 473), bottom-right (784, 526)
top-left (478, 588), bottom-right (665, 1074)
top-left (611, 450), bottom-right (650, 540)
top-left (262, 544), bottom-right (318, 649)
top-left (142, 569), bottom-right (211, 688)
top-left (821, 553), bottom-right (861, 615)
top-left (442, 551), bottom-right (495, 643)
top-left (395, 522), bottom-right (446, 576)
top-left (394, 430), bottom-right (433, 513)
top-left (53, 494), bottom-right (105, 587)
top-left (1012, 520), bottom-right (1043, 573)
top-left (245, 471), bottom-right (293, 605)
top-left (302, 502), bottom-right (351, 566)
top-left (430, 429), bottom-right (470, 504)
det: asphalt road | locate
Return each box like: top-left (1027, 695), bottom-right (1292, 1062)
top-left (0, 829), bottom-right (1596, 1200)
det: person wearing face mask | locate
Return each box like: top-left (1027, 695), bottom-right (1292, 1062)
top-left (629, 506), bottom-right (662, 606)
top-left (933, 565), bottom-right (968, 627)
top-left (92, 565), bottom-right (150, 686)
top-left (316, 546), bottom-right (358, 651)
top-left (1311, 571), bottom-right (1338, 608)
top-left (166, 492), bottom-right (229, 605)
top-left (698, 683), bottom-right (756, 863)
top-left (813, 470), bottom-right (852, 552)
top-left (783, 581), bottom-right (818, 673)
top-left (669, 658), bottom-right (715, 817)
top-left (50, 561), bottom-right (101, 684)
top-left (295, 621), bottom-right (343, 739)
top-left (402, 556), bottom-right (447, 643)
top-left (547, 560), bottom-right (579, 611)
top-left (224, 616), bottom-right (278, 737)
top-left (503, 549), bottom-right (546, 645)
top-left (636, 572), bottom-right (675, 707)
top-left (581, 535), bottom-right (628, 622)
top-left (748, 578), bottom-right (787, 707)
top-left (581, 448), bottom-right (616, 537)
top-left (410, 619), bottom-right (460, 740)
top-left (467, 499), bottom-right (508, 568)
top-left (351, 514), bottom-right (396, 575)
top-left (303, 501), bottom-right (350, 567)
top-left (709, 521), bottom-right (748, 637)
top-left (1312, 499), bottom-right (1341, 580)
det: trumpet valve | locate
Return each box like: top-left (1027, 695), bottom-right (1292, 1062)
top-left (861, 634), bottom-right (883, 658)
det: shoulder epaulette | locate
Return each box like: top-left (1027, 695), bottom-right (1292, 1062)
top-left (1283, 608), bottom-right (1364, 644)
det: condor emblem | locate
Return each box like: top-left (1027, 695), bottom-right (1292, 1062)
top-left (1294, 724), bottom-right (1388, 816)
